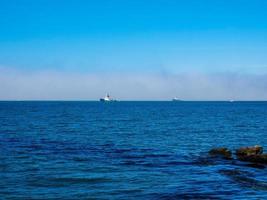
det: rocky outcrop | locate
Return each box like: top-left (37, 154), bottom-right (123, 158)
top-left (236, 145), bottom-right (263, 157)
top-left (237, 154), bottom-right (267, 164)
top-left (209, 147), bottom-right (232, 159)
top-left (235, 145), bottom-right (267, 164)
top-left (209, 145), bottom-right (267, 164)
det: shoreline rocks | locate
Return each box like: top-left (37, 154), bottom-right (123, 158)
top-left (236, 145), bottom-right (266, 164)
top-left (209, 145), bottom-right (267, 164)
top-left (237, 154), bottom-right (267, 164)
top-left (236, 145), bottom-right (263, 157)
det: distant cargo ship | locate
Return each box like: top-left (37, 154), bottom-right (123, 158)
top-left (100, 94), bottom-right (117, 102)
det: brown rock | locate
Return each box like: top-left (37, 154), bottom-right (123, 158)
top-left (209, 147), bottom-right (232, 159)
top-left (236, 145), bottom-right (267, 164)
top-left (236, 145), bottom-right (263, 157)
top-left (237, 154), bottom-right (267, 164)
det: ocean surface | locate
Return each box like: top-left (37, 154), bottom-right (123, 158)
top-left (0, 101), bottom-right (267, 200)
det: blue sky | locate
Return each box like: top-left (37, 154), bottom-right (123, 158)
top-left (0, 0), bottom-right (267, 100)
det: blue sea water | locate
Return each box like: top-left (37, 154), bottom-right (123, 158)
top-left (0, 101), bottom-right (267, 199)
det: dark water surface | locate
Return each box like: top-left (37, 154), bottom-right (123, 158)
top-left (0, 101), bottom-right (267, 199)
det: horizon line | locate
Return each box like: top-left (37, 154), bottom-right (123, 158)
top-left (0, 100), bottom-right (267, 102)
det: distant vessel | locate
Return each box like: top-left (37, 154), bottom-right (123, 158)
top-left (172, 97), bottom-right (182, 101)
top-left (229, 99), bottom-right (234, 102)
top-left (100, 94), bottom-right (116, 102)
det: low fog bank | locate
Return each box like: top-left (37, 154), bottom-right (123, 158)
top-left (1, 68), bottom-right (267, 101)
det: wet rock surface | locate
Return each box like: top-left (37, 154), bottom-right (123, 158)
top-left (236, 145), bottom-right (263, 157)
top-left (206, 146), bottom-right (267, 195)
top-left (210, 145), bottom-right (267, 165)
top-left (237, 154), bottom-right (267, 164)
top-left (236, 145), bottom-right (267, 164)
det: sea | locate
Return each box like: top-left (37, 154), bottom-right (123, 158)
top-left (0, 101), bottom-right (267, 199)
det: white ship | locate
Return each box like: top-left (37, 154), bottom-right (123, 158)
top-left (100, 94), bottom-right (116, 102)
top-left (172, 97), bottom-right (182, 101)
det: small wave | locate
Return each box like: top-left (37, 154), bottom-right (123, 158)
top-left (49, 177), bottom-right (113, 184)
top-left (120, 153), bottom-right (172, 160)
top-left (28, 176), bottom-right (113, 187)
top-left (152, 192), bottom-right (223, 200)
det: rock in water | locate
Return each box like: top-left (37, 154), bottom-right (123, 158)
top-left (237, 154), bottom-right (267, 164)
top-left (236, 145), bottom-right (263, 157)
top-left (209, 147), bottom-right (232, 159)
top-left (236, 145), bottom-right (267, 164)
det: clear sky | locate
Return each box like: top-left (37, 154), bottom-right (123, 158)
top-left (0, 0), bottom-right (267, 100)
